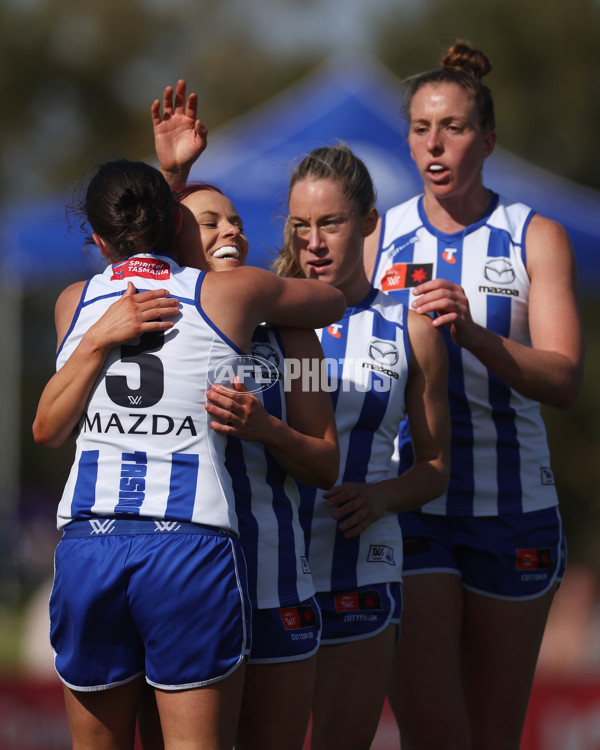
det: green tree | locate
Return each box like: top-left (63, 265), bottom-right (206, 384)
top-left (0, 0), bottom-right (310, 201)
top-left (376, 0), bottom-right (600, 190)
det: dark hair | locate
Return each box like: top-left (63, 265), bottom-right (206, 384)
top-left (404, 40), bottom-right (495, 132)
top-left (172, 182), bottom-right (225, 203)
top-left (273, 144), bottom-right (376, 277)
top-left (78, 159), bottom-right (177, 262)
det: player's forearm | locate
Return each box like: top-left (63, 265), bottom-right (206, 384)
top-left (466, 326), bottom-right (583, 410)
top-left (262, 418), bottom-right (339, 489)
top-left (159, 164), bottom-right (191, 190)
top-left (32, 340), bottom-right (109, 447)
top-left (375, 458), bottom-right (449, 513)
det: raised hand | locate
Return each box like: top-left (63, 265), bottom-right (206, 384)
top-left (151, 79), bottom-right (208, 187)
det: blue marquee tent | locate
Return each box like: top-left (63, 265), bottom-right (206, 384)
top-left (2, 54), bottom-right (599, 291)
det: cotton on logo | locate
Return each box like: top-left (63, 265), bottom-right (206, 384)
top-left (328, 324), bottom-right (343, 338)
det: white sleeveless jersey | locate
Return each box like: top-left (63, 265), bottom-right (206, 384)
top-left (229, 324), bottom-right (315, 608)
top-left (300, 289), bottom-right (409, 592)
top-left (372, 193), bottom-right (558, 517)
top-left (56, 254), bottom-right (243, 532)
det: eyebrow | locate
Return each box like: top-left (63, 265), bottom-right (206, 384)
top-left (198, 210), bottom-right (243, 224)
top-left (289, 212), bottom-right (348, 221)
top-left (411, 115), bottom-right (469, 125)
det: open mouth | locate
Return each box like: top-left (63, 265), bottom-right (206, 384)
top-left (427, 163), bottom-right (448, 177)
top-left (212, 246), bottom-right (241, 261)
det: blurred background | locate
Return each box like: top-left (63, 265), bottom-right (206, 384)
top-left (1, 0), bottom-right (600, 747)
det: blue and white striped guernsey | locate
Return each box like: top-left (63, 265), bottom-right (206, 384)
top-left (300, 288), bottom-right (409, 592)
top-left (227, 324), bottom-right (315, 609)
top-left (372, 193), bottom-right (558, 517)
top-left (56, 254), bottom-right (242, 532)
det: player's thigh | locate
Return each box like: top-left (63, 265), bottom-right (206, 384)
top-left (462, 585), bottom-right (557, 750)
top-left (388, 572), bottom-right (470, 750)
top-left (137, 683), bottom-right (164, 750)
top-left (237, 658), bottom-right (316, 750)
top-left (311, 625), bottom-right (395, 750)
top-left (155, 663), bottom-right (245, 750)
top-left (63, 677), bottom-right (143, 750)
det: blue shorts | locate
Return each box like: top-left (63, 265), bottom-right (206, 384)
top-left (399, 506), bottom-right (566, 600)
top-left (317, 582), bottom-right (402, 645)
top-left (50, 519), bottom-right (251, 691)
top-left (248, 597), bottom-right (321, 664)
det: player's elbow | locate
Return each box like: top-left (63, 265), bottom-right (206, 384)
top-left (311, 446), bottom-right (340, 490)
top-left (422, 454), bottom-right (451, 502)
top-left (544, 363), bottom-right (584, 411)
top-left (549, 388), bottom-right (579, 411)
top-left (32, 419), bottom-right (64, 448)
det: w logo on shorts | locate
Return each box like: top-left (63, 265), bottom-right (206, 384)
top-left (89, 519), bottom-right (116, 535)
top-left (153, 521), bottom-right (182, 532)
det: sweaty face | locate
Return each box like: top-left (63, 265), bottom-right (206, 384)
top-left (288, 178), bottom-right (374, 303)
top-left (177, 189), bottom-right (249, 271)
top-left (408, 82), bottom-right (495, 202)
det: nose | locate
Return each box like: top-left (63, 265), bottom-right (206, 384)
top-left (426, 126), bottom-right (443, 153)
top-left (307, 225), bottom-right (324, 252)
top-left (222, 221), bottom-right (241, 238)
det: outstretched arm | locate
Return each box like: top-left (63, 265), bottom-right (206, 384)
top-left (151, 79), bottom-right (208, 189)
top-left (205, 328), bottom-right (339, 488)
top-left (325, 312), bottom-right (451, 537)
top-left (201, 266), bottom-right (346, 351)
top-left (32, 282), bottom-right (180, 447)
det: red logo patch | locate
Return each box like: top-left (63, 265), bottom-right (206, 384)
top-left (380, 263), bottom-right (433, 291)
top-left (111, 258), bottom-right (171, 281)
top-left (280, 605), bottom-right (317, 630)
top-left (334, 591), bottom-right (383, 612)
top-left (335, 593), bottom-right (359, 612)
top-left (516, 548), bottom-right (553, 570)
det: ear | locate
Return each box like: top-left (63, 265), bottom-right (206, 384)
top-left (92, 233), bottom-right (112, 260)
top-left (482, 129), bottom-right (497, 160)
top-left (362, 207), bottom-right (379, 238)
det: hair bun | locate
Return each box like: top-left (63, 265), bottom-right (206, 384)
top-left (441, 40), bottom-right (492, 79)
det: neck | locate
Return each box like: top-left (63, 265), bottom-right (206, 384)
top-left (338, 273), bottom-right (372, 307)
top-left (422, 186), bottom-right (493, 233)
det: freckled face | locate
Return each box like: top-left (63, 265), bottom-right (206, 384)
top-left (176, 189), bottom-right (249, 271)
top-left (408, 82), bottom-right (495, 201)
top-left (288, 178), bottom-right (375, 301)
